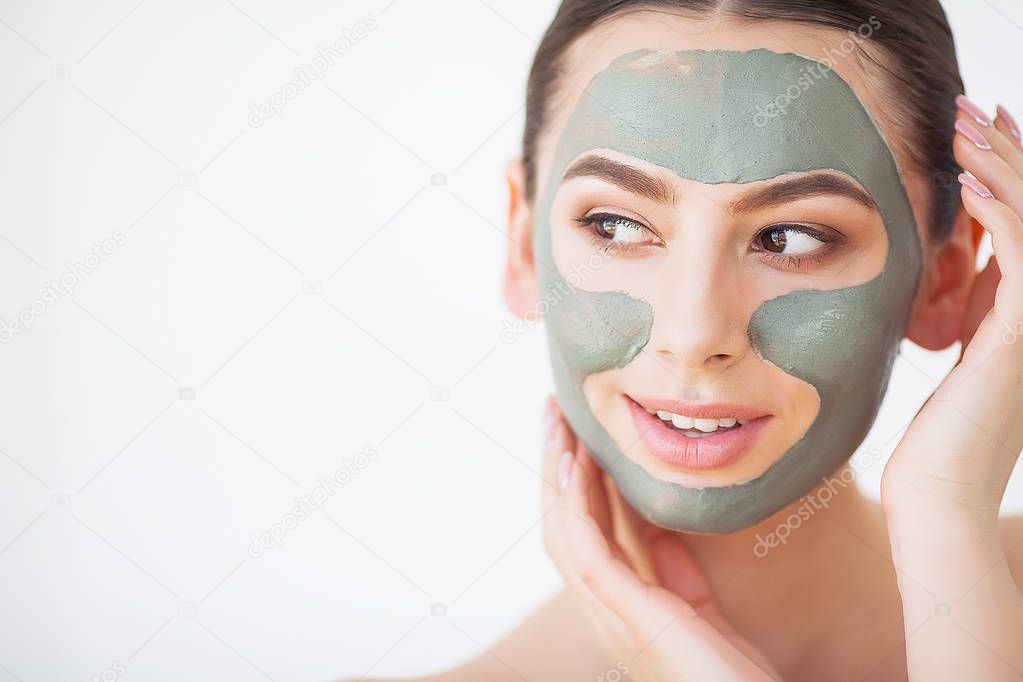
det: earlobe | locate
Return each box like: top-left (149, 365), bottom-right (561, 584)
top-left (502, 159), bottom-right (539, 319)
top-left (906, 209), bottom-right (982, 351)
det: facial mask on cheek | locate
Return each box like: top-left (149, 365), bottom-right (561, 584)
top-left (534, 49), bottom-right (923, 533)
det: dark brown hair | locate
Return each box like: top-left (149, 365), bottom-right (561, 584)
top-left (523, 0), bottom-right (964, 241)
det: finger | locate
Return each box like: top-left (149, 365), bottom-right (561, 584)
top-left (562, 451), bottom-right (682, 625)
top-left (959, 255), bottom-right (1001, 350)
top-left (954, 115), bottom-right (1023, 218)
top-left (959, 176), bottom-right (1023, 293)
top-left (956, 97), bottom-right (1023, 180)
top-left (541, 401), bottom-right (576, 559)
top-left (604, 476), bottom-right (663, 583)
top-left (995, 103), bottom-right (1022, 152)
top-left (575, 441), bottom-right (615, 540)
top-left (562, 455), bottom-right (778, 677)
top-left (547, 445), bottom-right (633, 643)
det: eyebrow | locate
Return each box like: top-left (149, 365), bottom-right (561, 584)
top-left (561, 154), bottom-right (877, 214)
top-left (563, 155), bottom-right (676, 205)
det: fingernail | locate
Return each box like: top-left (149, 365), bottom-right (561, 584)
top-left (996, 104), bottom-right (1021, 141)
top-left (955, 119), bottom-right (993, 151)
top-left (956, 95), bottom-right (992, 127)
top-left (959, 172), bottom-right (993, 199)
top-left (544, 426), bottom-right (557, 453)
top-left (558, 450), bottom-right (574, 491)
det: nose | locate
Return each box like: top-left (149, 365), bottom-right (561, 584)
top-left (646, 253), bottom-right (750, 373)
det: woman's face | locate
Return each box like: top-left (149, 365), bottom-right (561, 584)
top-left (527, 14), bottom-right (930, 532)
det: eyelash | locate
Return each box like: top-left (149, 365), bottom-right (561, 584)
top-left (573, 212), bottom-right (840, 270)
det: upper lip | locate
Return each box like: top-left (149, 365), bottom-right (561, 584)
top-left (629, 395), bottom-right (770, 421)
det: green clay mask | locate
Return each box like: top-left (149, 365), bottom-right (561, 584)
top-left (535, 49), bottom-right (922, 533)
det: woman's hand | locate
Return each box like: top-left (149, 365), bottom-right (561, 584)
top-left (881, 98), bottom-right (1023, 680)
top-left (541, 398), bottom-right (780, 681)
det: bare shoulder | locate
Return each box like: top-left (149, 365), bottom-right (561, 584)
top-left (998, 515), bottom-right (1023, 587)
top-left (355, 588), bottom-right (616, 682)
top-left (442, 588), bottom-right (618, 682)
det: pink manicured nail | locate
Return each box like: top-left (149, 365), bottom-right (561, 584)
top-left (996, 104), bottom-right (1022, 141)
top-left (959, 173), bottom-right (993, 199)
top-left (542, 400), bottom-right (556, 432)
top-left (956, 95), bottom-right (992, 127)
top-left (955, 119), bottom-right (993, 151)
top-left (558, 450), bottom-right (574, 491)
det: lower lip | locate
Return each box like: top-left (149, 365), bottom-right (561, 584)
top-left (627, 398), bottom-right (770, 471)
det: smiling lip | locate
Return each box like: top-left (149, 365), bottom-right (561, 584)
top-left (626, 396), bottom-right (771, 471)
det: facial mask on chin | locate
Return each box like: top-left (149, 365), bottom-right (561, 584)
top-left (534, 48), bottom-right (923, 533)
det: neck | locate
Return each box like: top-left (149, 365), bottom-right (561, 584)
top-left (677, 465), bottom-right (897, 656)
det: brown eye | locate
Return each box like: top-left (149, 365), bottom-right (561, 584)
top-left (580, 213), bottom-right (653, 244)
top-left (760, 228), bottom-right (787, 253)
top-left (755, 224), bottom-right (829, 256)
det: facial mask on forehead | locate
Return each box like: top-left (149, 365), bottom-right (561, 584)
top-left (534, 48), bottom-right (922, 533)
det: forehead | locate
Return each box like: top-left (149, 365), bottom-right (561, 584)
top-left (554, 48), bottom-right (892, 189)
top-left (535, 12), bottom-right (904, 191)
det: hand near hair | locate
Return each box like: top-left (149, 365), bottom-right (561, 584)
top-left (541, 398), bottom-right (781, 681)
top-left (881, 98), bottom-right (1023, 680)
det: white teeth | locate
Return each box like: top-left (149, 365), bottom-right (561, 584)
top-left (671, 414), bottom-right (695, 430)
top-left (648, 409), bottom-right (750, 431)
top-left (693, 418), bottom-right (718, 433)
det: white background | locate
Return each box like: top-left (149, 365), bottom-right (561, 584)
top-left (0, 1), bottom-right (1021, 680)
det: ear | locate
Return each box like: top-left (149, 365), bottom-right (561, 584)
top-left (503, 159), bottom-right (538, 318)
top-left (906, 205), bottom-right (985, 351)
